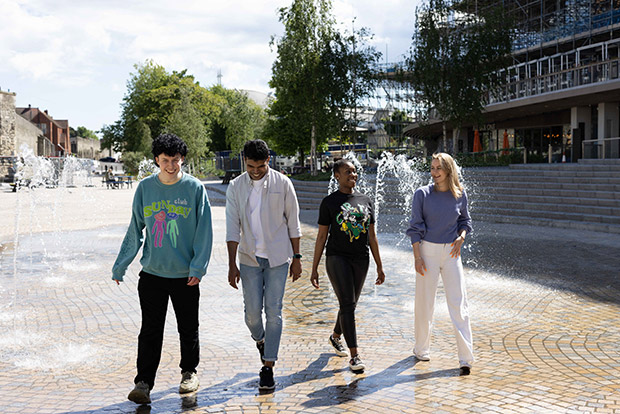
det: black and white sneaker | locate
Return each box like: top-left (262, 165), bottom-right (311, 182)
top-left (349, 355), bottom-right (366, 372)
top-left (328, 335), bottom-right (349, 357)
top-left (259, 366), bottom-right (276, 390)
top-left (256, 340), bottom-right (265, 363)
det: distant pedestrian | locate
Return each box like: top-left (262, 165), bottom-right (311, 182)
top-left (406, 152), bottom-right (474, 375)
top-left (226, 139), bottom-right (302, 391)
top-left (112, 133), bottom-right (213, 404)
top-left (310, 159), bottom-right (385, 372)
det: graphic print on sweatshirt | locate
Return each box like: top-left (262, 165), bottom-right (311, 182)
top-left (144, 199), bottom-right (192, 248)
top-left (336, 202), bottom-right (370, 242)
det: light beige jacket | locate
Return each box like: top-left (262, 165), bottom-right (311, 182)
top-left (225, 169), bottom-right (302, 267)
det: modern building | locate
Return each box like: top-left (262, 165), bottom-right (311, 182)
top-left (400, 0), bottom-right (620, 162)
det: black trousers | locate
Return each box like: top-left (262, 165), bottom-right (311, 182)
top-left (135, 271), bottom-right (200, 389)
top-left (325, 255), bottom-right (369, 349)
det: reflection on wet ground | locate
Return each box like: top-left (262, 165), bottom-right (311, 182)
top-left (0, 207), bottom-right (619, 413)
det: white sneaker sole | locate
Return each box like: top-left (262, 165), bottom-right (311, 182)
top-left (329, 337), bottom-right (349, 357)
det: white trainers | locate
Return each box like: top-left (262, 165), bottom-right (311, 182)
top-left (413, 351), bottom-right (430, 361)
top-left (179, 371), bottom-right (199, 394)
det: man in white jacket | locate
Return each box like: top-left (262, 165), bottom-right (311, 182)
top-left (225, 139), bottom-right (302, 391)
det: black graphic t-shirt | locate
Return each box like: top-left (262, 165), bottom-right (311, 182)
top-left (318, 191), bottom-right (375, 258)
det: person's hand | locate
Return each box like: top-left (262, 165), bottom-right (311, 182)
top-left (290, 258), bottom-right (302, 282)
top-left (375, 266), bottom-right (385, 285)
top-left (450, 235), bottom-right (465, 258)
top-left (310, 270), bottom-right (320, 289)
top-left (187, 277), bottom-right (200, 286)
top-left (228, 264), bottom-right (240, 289)
top-left (414, 256), bottom-right (427, 276)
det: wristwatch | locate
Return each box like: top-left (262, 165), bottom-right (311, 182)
top-left (293, 253), bottom-right (302, 259)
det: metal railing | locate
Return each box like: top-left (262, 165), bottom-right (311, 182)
top-left (582, 137), bottom-right (620, 159)
top-left (490, 58), bottom-right (620, 104)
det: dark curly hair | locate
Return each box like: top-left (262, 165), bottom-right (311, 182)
top-left (152, 133), bottom-right (188, 166)
top-left (243, 139), bottom-right (270, 161)
top-left (333, 158), bottom-right (354, 175)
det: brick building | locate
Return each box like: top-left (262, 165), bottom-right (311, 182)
top-left (17, 106), bottom-right (71, 156)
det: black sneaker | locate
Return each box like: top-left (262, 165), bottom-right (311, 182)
top-left (349, 355), bottom-right (366, 372)
top-left (459, 366), bottom-right (471, 376)
top-left (256, 340), bottom-right (265, 363)
top-left (259, 366), bottom-right (276, 390)
top-left (328, 335), bottom-right (349, 357)
top-left (128, 381), bottom-right (151, 404)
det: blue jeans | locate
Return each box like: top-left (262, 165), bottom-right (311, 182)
top-left (239, 257), bottom-right (289, 362)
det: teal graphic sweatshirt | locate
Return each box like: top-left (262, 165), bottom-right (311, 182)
top-left (112, 173), bottom-right (213, 281)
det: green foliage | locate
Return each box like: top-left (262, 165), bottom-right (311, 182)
top-left (409, 0), bottom-right (512, 146)
top-left (454, 148), bottom-right (524, 167)
top-left (163, 92), bottom-right (209, 161)
top-left (209, 85), bottom-right (266, 154)
top-left (382, 109), bottom-right (412, 146)
top-left (119, 151), bottom-right (145, 176)
top-left (267, 0), bottom-right (380, 173)
top-left (70, 126), bottom-right (98, 140)
top-left (101, 60), bottom-right (263, 163)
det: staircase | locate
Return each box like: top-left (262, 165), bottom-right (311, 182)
top-left (465, 159), bottom-right (620, 234)
top-left (291, 180), bottom-right (329, 210)
top-left (291, 159), bottom-right (620, 234)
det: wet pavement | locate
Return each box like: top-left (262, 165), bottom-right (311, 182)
top-left (0, 185), bottom-right (619, 413)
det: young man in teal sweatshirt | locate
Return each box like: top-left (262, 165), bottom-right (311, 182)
top-left (112, 133), bottom-right (213, 404)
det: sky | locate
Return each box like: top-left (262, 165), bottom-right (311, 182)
top-left (0, 0), bottom-right (420, 135)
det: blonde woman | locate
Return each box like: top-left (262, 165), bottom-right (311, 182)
top-left (405, 153), bottom-right (474, 375)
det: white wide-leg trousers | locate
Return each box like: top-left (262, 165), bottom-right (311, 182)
top-left (413, 240), bottom-right (474, 367)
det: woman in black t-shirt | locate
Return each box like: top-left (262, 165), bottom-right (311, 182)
top-left (310, 159), bottom-right (386, 373)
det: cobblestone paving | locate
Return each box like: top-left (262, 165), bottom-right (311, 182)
top-left (0, 186), bottom-right (619, 413)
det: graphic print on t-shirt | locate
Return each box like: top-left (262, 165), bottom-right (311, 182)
top-left (336, 202), bottom-right (371, 242)
top-left (166, 212), bottom-right (179, 247)
top-left (144, 198), bottom-right (192, 248)
top-left (152, 211), bottom-right (167, 247)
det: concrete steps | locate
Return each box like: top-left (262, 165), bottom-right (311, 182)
top-left (290, 160), bottom-right (620, 234)
top-left (465, 161), bottom-right (620, 233)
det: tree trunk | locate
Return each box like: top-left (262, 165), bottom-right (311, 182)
top-left (299, 149), bottom-right (305, 168)
top-left (310, 123), bottom-right (317, 176)
top-left (442, 122), bottom-right (448, 153)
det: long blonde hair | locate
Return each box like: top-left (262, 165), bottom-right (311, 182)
top-left (432, 152), bottom-right (463, 199)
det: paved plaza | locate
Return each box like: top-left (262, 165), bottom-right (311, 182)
top-left (0, 184), bottom-right (619, 413)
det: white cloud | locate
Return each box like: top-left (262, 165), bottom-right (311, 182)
top-left (0, 0), bottom-right (419, 130)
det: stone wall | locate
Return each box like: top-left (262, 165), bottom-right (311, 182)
top-left (15, 114), bottom-right (42, 154)
top-left (70, 136), bottom-right (101, 159)
top-left (0, 91), bottom-right (17, 157)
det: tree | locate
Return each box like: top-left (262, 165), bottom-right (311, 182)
top-left (164, 92), bottom-right (208, 171)
top-left (103, 60), bottom-right (220, 163)
top-left (409, 0), bottom-right (512, 152)
top-left (268, 0), bottom-right (380, 174)
top-left (209, 86), bottom-right (266, 154)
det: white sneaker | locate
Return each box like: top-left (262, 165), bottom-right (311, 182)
top-left (413, 350), bottom-right (430, 361)
top-left (179, 371), bottom-right (199, 394)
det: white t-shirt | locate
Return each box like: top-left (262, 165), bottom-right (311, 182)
top-left (248, 176), bottom-right (268, 259)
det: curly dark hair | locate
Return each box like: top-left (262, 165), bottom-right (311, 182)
top-left (332, 158), bottom-right (354, 175)
top-left (152, 133), bottom-right (188, 166)
top-left (243, 139), bottom-right (270, 161)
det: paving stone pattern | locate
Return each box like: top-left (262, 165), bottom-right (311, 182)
top-left (0, 185), bottom-right (619, 413)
